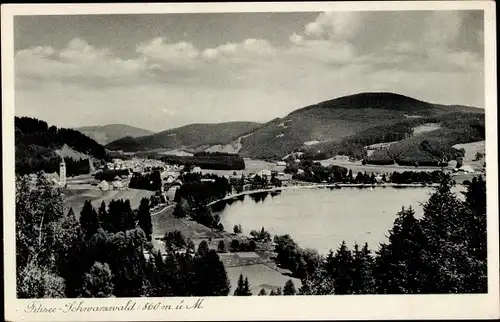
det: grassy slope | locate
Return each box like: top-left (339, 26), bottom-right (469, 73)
top-left (106, 121), bottom-right (261, 152)
top-left (77, 124), bottom-right (155, 145)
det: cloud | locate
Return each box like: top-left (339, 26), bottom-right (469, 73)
top-left (202, 38), bottom-right (276, 63)
top-left (136, 37), bottom-right (200, 69)
top-left (14, 11), bottom-right (485, 131)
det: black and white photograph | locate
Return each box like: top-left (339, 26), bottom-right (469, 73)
top-left (2, 1), bottom-right (498, 321)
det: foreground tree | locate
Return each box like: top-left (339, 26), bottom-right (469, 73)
top-left (234, 274), bottom-right (252, 296)
top-left (80, 262), bottom-right (114, 298)
top-left (283, 279), bottom-right (296, 295)
top-left (419, 175), bottom-right (486, 293)
top-left (374, 207), bottom-right (426, 294)
top-left (137, 198), bottom-right (153, 241)
top-left (79, 200), bottom-right (100, 236)
top-left (192, 250), bottom-right (231, 296)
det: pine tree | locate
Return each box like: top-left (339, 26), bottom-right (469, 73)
top-left (420, 175), bottom-right (487, 293)
top-left (234, 274), bottom-right (245, 296)
top-left (351, 243), bottom-right (375, 294)
top-left (197, 240), bottom-right (209, 256)
top-left (243, 277), bottom-right (252, 296)
top-left (79, 200), bottom-right (100, 236)
top-left (217, 240), bottom-right (226, 253)
top-left (283, 279), bottom-right (296, 295)
top-left (137, 198), bottom-right (153, 241)
top-left (332, 241), bottom-right (354, 294)
top-left (234, 274), bottom-right (252, 296)
top-left (374, 207), bottom-right (426, 294)
top-left (258, 288), bottom-right (267, 296)
top-left (192, 250), bottom-right (230, 296)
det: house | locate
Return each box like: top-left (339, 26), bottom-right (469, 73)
top-left (164, 175), bottom-right (176, 184)
top-left (201, 178), bottom-right (216, 183)
top-left (43, 172), bottom-right (60, 186)
top-left (457, 165), bottom-right (475, 173)
top-left (191, 166), bottom-right (202, 174)
top-left (112, 179), bottom-right (124, 190)
top-left (98, 180), bottom-right (109, 191)
top-left (276, 161), bottom-right (287, 167)
top-left (258, 169), bottom-right (272, 177)
top-left (297, 169), bottom-right (305, 174)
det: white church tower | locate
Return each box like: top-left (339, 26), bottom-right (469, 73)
top-left (59, 159), bottom-right (66, 187)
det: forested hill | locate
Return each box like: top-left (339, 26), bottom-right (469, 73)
top-left (106, 121), bottom-right (261, 152)
top-left (15, 116), bottom-right (107, 175)
top-left (291, 92), bottom-right (483, 115)
top-left (76, 124), bottom-right (155, 145)
top-left (236, 92), bottom-right (484, 159)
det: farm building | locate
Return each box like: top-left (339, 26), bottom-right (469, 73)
top-left (276, 161), bottom-right (287, 166)
top-left (112, 179), bottom-right (124, 190)
top-left (43, 172), bottom-right (60, 185)
top-left (456, 165), bottom-right (475, 173)
top-left (258, 169), bottom-right (272, 177)
top-left (98, 180), bottom-right (109, 191)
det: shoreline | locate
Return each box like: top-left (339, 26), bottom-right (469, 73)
top-left (207, 182), bottom-right (440, 206)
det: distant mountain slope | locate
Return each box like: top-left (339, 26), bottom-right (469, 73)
top-left (106, 122), bottom-right (261, 152)
top-left (76, 124), bottom-right (155, 145)
top-left (237, 92), bottom-right (484, 159)
top-left (15, 116), bottom-right (106, 175)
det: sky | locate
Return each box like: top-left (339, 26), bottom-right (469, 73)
top-left (14, 10), bottom-right (484, 132)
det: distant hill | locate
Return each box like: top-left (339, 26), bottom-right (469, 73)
top-left (106, 122), bottom-right (261, 152)
top-left (76, 124), bottom-right (155, 145)
top-left (236, 92), bottom-right (484, 159)
top-left (15, 116), bottom-right (107, 176)
top-left (104, 92), bottom-right (484, 165)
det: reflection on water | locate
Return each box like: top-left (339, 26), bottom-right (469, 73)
top-left (215, 186), bottom-right (465, 255)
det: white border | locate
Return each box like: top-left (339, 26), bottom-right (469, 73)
top-left (2, 2), bottom-right (498, 321)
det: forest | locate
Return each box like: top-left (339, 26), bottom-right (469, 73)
top-left (159, 152), bottom-right (245, 170)
top-left (15, 116), bottom-right (108, 175)
top-left (16, 175), bottom-right (230, 298)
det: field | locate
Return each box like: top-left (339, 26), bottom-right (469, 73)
top-left (200, 158), bottom-right (286, 177)
top-left (64, 188), bottom-right (154, 215)
top-left (453, 140), bottom-right (485, 163)
top-left (151, 205), bottom-right (301, 294)
top-left (225, 263), bottom-right (302, 294)
top-left (319, 156), bottom-right (447, 174)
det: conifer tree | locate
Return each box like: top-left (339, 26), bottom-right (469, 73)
top-left (79, 200), bottom-right (100, 236)
top-left (258, 288), bottom-right (267, 296)
top-left (283, 279), bottom-right (296, 295)
top-left (332, 241), bottom-right (354, 294)
top-left (137, 198), bottom-right (153, 241)
top-left (192, 250), bottom-right (230, 296)
top-left (374, 207), bottom-right (426, 294)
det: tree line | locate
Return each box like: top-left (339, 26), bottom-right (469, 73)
top-left (286, 160), bottom-right (448, 185)
top-left (158, 152), bottom-right (245, 171)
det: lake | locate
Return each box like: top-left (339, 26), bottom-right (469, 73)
top-left (215, 186), bottom-right (466, 255)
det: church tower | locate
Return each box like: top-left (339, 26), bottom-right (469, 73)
top-left (59, 159), bottom-right (66, 187)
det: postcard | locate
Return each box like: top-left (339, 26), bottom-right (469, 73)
top-left (2, 1), bottom-right (498, 321)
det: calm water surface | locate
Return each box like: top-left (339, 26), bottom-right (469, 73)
top-left (217, 186), bottom-right (465, 254)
